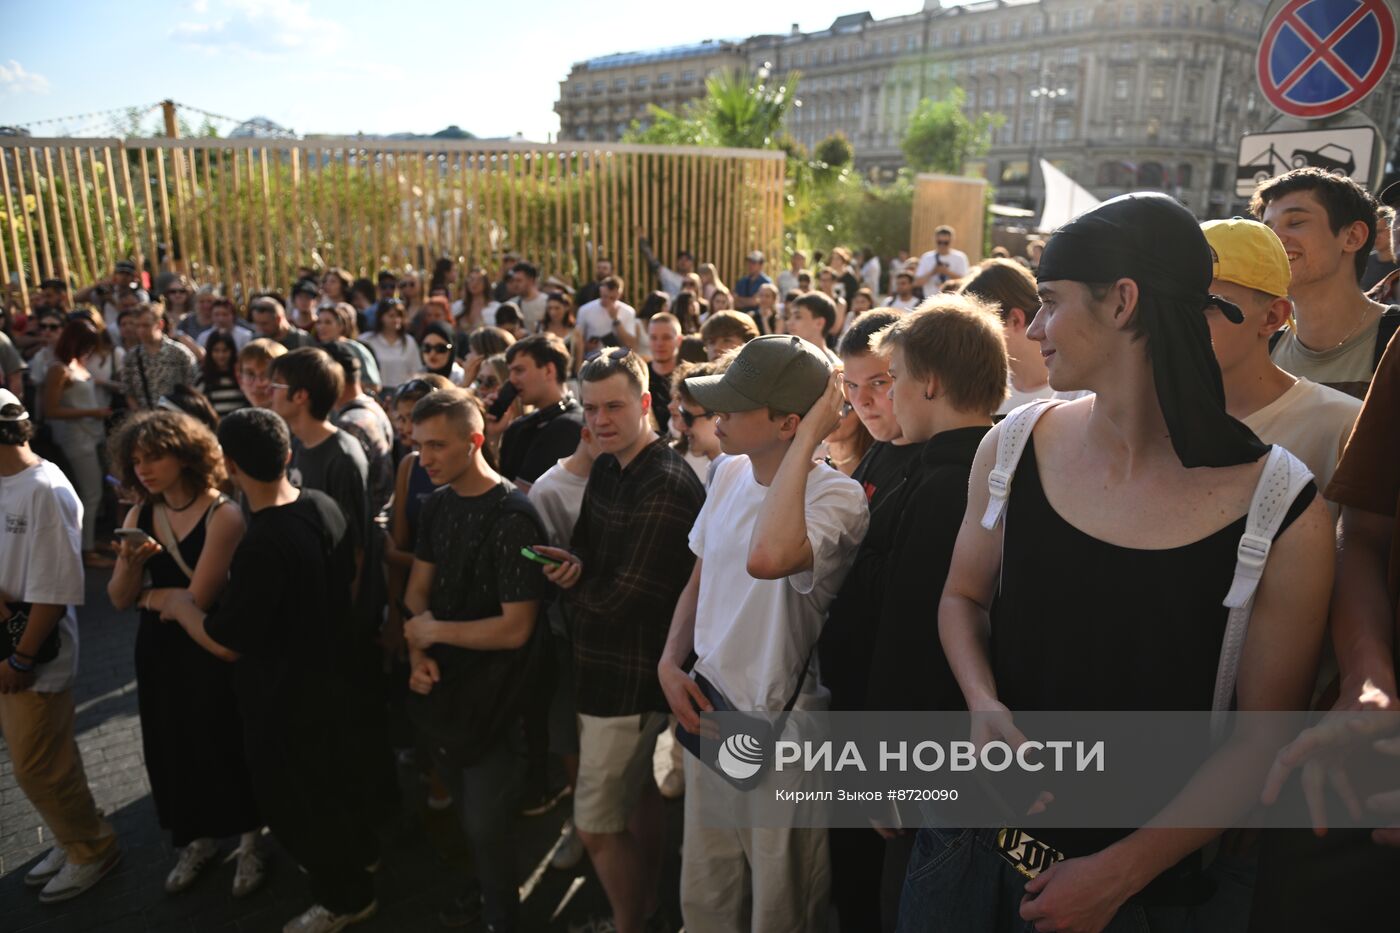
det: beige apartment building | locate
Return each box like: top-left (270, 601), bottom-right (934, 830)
top-left (556, 0), bottom-right (1400, 218)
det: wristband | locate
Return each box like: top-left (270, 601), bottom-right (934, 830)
top-left (8, 654), bottom-right (35, 673)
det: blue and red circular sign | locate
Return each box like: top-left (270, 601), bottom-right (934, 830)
top-left (1257, 0), bottom-right (1396, 119)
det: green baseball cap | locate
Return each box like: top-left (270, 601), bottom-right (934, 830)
top-left (685, 334), bottom-right (833, 414)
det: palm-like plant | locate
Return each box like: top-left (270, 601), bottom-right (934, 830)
top-left (704, 65), bottom-right (799, 150)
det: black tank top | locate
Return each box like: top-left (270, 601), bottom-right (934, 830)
top-left (991, 435), bottom-right (1315, 712)
top-left (990, 435), bottom-right (1316, 892)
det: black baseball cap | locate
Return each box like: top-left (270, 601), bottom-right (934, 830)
top-left (1380, 180), bottom-right (1400, 208)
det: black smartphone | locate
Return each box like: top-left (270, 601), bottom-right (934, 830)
top-left (487, 381), bottom-right (519, 420)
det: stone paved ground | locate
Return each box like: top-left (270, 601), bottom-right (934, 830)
top-left (0, 568), bottom-right (684, 932)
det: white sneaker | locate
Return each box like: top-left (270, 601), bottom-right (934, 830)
top-left (551, 818), bottom-right (585, 870)
top-left (229, 836), bottom-right (267, 898)
top-left (38, 847), bottom-right (121, 903)
top-left (282, 900), bottom-right (378, 933)
top-left (165, 837), bottom-right (219, 894)
top-left (24, 847), bottom-right (66, 887)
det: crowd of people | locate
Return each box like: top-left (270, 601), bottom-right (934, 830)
top-left (1, 165), bottom-right (1398, 933)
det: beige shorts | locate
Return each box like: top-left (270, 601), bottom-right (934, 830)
top-left (574, 711), bottom-right (669, 834)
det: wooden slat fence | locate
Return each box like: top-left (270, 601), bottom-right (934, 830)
top-left (0, 137), bottom-right (786, 308)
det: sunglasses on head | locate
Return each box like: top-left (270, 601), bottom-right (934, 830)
top-left (422, 342), bottom-right (452, 354)
top-left (679, 408), bottom-right (716, 428)
top-left (583, 347), bottom-right (631, 362)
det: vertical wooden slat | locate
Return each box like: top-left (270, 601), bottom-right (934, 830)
top-left (115, 144), bottom-right (144, 283)
top-left (0, 152), bottom-right (25, 303)
top-left (100, 148), bottom-right (125, 272)
top-left (559, 150), bottom-right (572, 283)
top-left (74, 149), bottom-right (103, 282)
top-left (57, 148), bottom-right (89, 285)
top-left (41, 148), bottom-right (70, 281)
top-left (168, 146), bottom-right (193, 280)
top-left (196, 147), bottom-right (214, 283)
top-left (153, 148), bottom-right (174, 278)
top-left (289, 147), bottom-right (304, 281)
top-left (136, 147), bottom-right (159, 284)
top-left (594, 151), bottom-right (608, 278)
top-left (258, 148), bottom-right (274, 294)
top-left (220, 148), bottom-right (239, 293)
top-left (13, 151), bottom-right (41, 285)
top-left (25, 150), bottom-right (54, 280)
top-left (626, 152), bottom-right (638, 297)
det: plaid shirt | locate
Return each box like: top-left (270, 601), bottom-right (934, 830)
top-left (569, 437), bottom-right (705, 716)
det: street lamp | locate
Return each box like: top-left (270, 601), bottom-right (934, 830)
top-left (1026, 78), bottom-right (1067, 213)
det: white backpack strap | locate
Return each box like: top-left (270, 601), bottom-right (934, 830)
top-left (980, 399), bottom-right (1062, 531)
top-left (1210, 447), bottom-right (1314, 741)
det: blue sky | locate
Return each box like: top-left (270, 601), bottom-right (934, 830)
top-left (1, 0), bottom-right (925, 141)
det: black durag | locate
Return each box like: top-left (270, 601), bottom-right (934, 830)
top-left (1037, 192), bottom-right (1269, 469)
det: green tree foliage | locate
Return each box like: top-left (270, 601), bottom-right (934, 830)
top-left (901, 87), bottom-right (1003, 174)
top-left (623, 66), bottom-right (798, 150)
top-left (813, 132), bottom-right (854, 170)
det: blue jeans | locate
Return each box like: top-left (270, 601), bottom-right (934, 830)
top-left (896, 828), bottom-right (1241, 933)
top-left (438, 743), bottom-right (520, 931)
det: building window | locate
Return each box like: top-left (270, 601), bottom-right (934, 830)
top-left (793, 51), bottom-right (804, 67)
top-left (1150, 78), bottom-right (1166, 100)
top-left (983, 88), bottom-right (997, 107)
top-left (658, 72), bottom-right (671, 87)
top-left (1114, 78), bottom-right (1131, 99)
top-left (1137, 161), bottom-right (1166, 187)
top-left (949, 27), bottom-right (960, 43)
top-left (1072, 8), bottom-right (1088, 27)
top-left (1178, 163), bottom-right (1194, 188)
top-left (613, 78), bottom-right (626, 90)
top-left (1112, 117), bottom-right (1125, 138)
top-left (1098, 161), bottom-right (1133, 186)
top-left (1186, 78), bottom-right (1199, 102)
top-left (1010, 20), bottom-right (1023, 38)
top-left (591, 80), bottom-right (604, 93)
top-left (988, 23), bottom-right (1000, 41)
top-left (906, 35), bottom-right (918, 51)
top-left (930, 32), bottom-right (942, 48)
top-left (1004, 86), bottom-right (1018, 105)
top-left (1020, 118), bottom-right (1033, 141)
top-left (1062, 47), bottom-right (1080, 64)
top-left (1124, 5), bottom-right (1137, 25)
top-left (1054, 116), bottom-right (1072, 141)
top-left (681, 69), bottom-right (696, 83)
top-left (635, 76), bottom-right (648, 90)
top-left (969, 25), bottom-right (981, 42)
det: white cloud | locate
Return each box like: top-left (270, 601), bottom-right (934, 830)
top-left (0, 60), bottom-right (50, 96)
top-left (169, 0), bottom-right (344, 57)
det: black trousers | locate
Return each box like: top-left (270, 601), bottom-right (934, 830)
top-left (245, 717), bottom-right (377, 915)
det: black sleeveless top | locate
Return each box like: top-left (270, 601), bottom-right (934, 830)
top-left (989, 436), bottom-right (1315, 891)
top-left (991, 436), bottom-right (1315, 713)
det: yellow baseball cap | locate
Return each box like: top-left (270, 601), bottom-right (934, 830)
top-left (1200, 218), bottom-right (1291, 298)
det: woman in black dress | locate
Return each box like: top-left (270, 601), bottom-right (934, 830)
top-left (107, 411), bottom-right (263, 897)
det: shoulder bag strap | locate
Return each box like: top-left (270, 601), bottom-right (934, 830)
top-left (980, 398), bottom-right (1062, 531)
top-left (152, 503), bottom-right (197, 580)
top-left (1209, 446), bottom-right (1314, 741)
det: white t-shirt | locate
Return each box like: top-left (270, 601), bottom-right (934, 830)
top-left (359, 332), bottom-right (420, 389)
top-left (197, 326), bottom-right (252, 352)
top-left (577, 299), bottom-right (639, 344)
top-left (885, 295), bottom-right (920, 312)
top-left (527, 458), bottom-right (589, 546)
top-left (517, 292), bottom-right (550, 332)
top-left (1241, 377), bottom-right (1361, 519)
top-left (0, 459), bottom-right (84, 693)
top-left (996, 378), bottom-right (1057, 416)
top-left (914, 248), bottom-right (970, 285)
top-left (688, 455), bottom-right (869, 711)
top-left (861, 257), bottom-right (882, 295)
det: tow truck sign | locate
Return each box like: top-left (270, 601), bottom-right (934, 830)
top-left (1235, 124), bottom-right (1379, 197)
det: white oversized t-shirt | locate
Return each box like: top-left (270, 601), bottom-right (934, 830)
top-left (527, 458), bottom-right (589, 546)
top-left (688, 455), bottom-right (869, 711)
top-left (577, 299), bottom-right (640, 344)
top-left (0, 459), bottom-right (84, 692)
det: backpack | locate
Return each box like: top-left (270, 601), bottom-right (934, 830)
top-left (981, 400), bottom-right (1314, 741)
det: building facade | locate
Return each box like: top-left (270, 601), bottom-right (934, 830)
top-left (556, 0), bottom-right (1400, 218)
top-left (555, 40), bottom-right (748, 143)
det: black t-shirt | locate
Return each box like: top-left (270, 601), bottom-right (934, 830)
top-left (415, 482), bottom-right (548, 623)
top-left (851, 440), bottom-right (923, 511)
top-left (291, 429), bottom-right (369, 550)
top-left (498, 397), bottom-right (583, 485)
top-left (206, 489), bottom-right (353, 727)
top-left (649, 363), bottom-right (675, 434)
